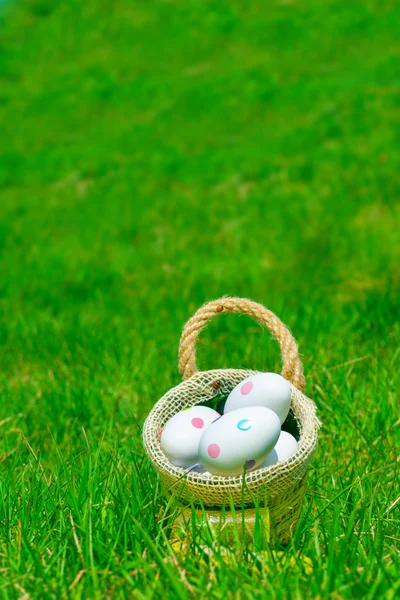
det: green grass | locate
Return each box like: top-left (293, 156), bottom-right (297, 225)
top-left (0, 0), bottom-right (399, 597)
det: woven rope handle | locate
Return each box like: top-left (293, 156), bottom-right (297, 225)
top-left (178, 297), bottom-right (305, 392)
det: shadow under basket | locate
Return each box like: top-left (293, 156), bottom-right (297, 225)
top-left (143, 297), bottom-right (320, 546)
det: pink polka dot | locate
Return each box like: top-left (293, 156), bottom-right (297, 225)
top-left (207, 444), bottom-right (220, 458)
top-left (191, 417), bottom-right (204, 429)
top-left (241, 381), bottom-right (253, 395)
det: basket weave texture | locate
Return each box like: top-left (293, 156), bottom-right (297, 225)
top-left (143, 297), bottom-right (320, 541)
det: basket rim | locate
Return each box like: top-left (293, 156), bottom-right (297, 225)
top-left (143, 368), bottom-right (320, 492)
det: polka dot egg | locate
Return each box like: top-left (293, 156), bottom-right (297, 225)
top-left (198, 406), bottom-right (281, 476)
top-left (224, 372), bottom-right (292, 425)
top-left (260, 431), bottom-right (298, 468)
top-left (160, 406), bottom-right (220, 468)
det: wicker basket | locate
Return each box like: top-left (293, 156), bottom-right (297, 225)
top-left (143, 297), bottom-right (320, 543)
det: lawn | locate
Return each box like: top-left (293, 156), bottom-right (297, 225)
top-left (0, 0), bottom-right (399, 597)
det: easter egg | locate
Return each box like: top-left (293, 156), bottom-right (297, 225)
top-left (198, 406), bottom-right (281, 476)
top-left (260, 431), bottom-right (298, 468)
top-left (224, 373), bottom-right (291, 424)
top-left (161, 406), bottom-right (220, 468)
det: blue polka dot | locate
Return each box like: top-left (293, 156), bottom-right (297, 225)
top-left (237, 419), bottom-right (252, 431)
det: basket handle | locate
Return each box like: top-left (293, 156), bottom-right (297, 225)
top-left (178, 297), bottom-right (305, 392)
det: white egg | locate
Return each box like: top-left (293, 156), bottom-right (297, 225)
top-left (198, 406), bottom-right (281, 477)
top-left (259, 431), bottom-right (298, 468)
top-left (161, 406), bottom-right (220, 468)
top-left (224, 372), bottom-right (292, 424)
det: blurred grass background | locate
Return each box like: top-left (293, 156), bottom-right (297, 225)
top-left (0, 0), bottom-right (399, 597)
